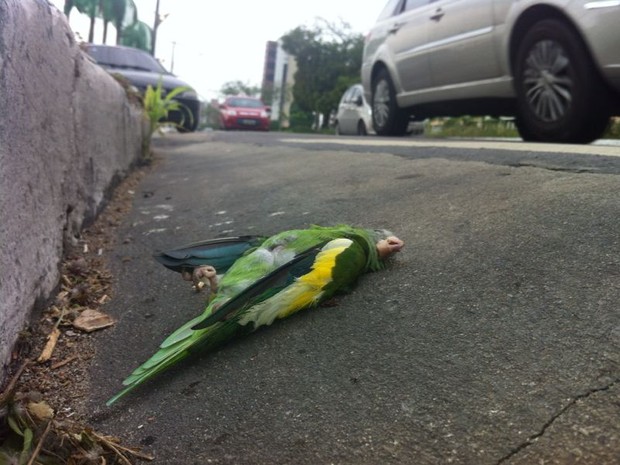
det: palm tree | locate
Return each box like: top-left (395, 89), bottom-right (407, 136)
top-left (121, 20), bottom-right (153, 53)
top-left (64, 0), bottom-right (138, 45)
top-left (63, 0), bottom-right (98, 42)
top-left (100, 0), bottom-right (137, 44)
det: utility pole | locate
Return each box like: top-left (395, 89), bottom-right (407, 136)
top-left (151, 0), bottom-right (161, 55)
top-left (170, 41), bottom-right (176, 73)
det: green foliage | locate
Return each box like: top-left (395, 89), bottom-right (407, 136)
top-left (220, 80), bottom-right (261, 98)
top-left (427, 116), bottom-right (620, 139)
top-left (426, 117), bottom-right (519, 138)
top-left (603, 117), bottom-right (620, 138)
top-left (280, 19), bottom-right (364, 129)
top-left (287, 102), bottom-right (314, 131)
top-left (201, 101), bottom-right (222, 129)
top-left (2, 413), bottom-right (34, 465)
top-left (142, 81), bottom-right (192, 158)
top-left (120, 20), bottom-right (153, 52)
top-left (100, 0), bottom-right (137, 44)
top-left (64, 0), bottom-right (137, 45)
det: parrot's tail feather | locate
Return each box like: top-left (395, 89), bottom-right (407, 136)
top-left (160, 313), bottom-right (209, 348)
top-left (124, 343), bottom-right (189, 383)
top-left (107, 321), bottom-right (240, 406)
top-left (106, 349), bottom-right (188, 406)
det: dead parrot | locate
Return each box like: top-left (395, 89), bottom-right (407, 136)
top-left (106, 225), bottom-right (404, 405)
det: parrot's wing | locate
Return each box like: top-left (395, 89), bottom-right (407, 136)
top-left (105, 244), bottom-right (326, 406)
top-left (191, 244), bottom-right (326, 330)
top-left (106, 237), bottom-right (374, 406)
top-left (153, 235), bottom-right (265, 273)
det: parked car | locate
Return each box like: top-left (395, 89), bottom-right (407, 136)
top-left (218, 97), bottom-right (270, 131)
top-left (335, 84), bottom-right (374, 136)
top-left (362, 0), bottom-right (620, 143)
top-left (84, 44), bottom-right (200, 132)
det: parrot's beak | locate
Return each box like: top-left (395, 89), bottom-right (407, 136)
top-left (376, 236), bottom-right (404, 259)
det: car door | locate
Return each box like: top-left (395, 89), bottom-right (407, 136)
top-left (344, 86), bottom-right (364, 133)
top-left (384, 0), bottom-right (435, 93)
top-left (338, 87), bottom-right (355, 134)
top-left (426, 0), bottom-right (500, 88)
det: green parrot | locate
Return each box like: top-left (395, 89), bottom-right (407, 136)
top-left (106, 225), bottom-right (404, 405)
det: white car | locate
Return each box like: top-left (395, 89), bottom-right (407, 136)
top-left (335, 84), bottom-right (374, 136)
top-left (362, 0), bottom-right (620, 143)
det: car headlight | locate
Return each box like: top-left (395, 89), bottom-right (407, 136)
top-left (226, 109), bottom-right (237, 116)
top-left (260, 111), bottom-right (268, 118)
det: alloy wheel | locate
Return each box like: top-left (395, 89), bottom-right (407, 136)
top-left (522, 39), bottom-right (572, 123)
top-left (373, 78), bottom-right (391, 129)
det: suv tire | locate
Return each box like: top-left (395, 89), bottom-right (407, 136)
top-left (372, 68), bottom-right (410, 136)
top-left (357, 120), bottom-right (368, 136)
top-left (514, 19), bottom-right (610, 143)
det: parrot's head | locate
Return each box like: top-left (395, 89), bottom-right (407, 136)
top-left (373, 229), bottom-right (404, 259)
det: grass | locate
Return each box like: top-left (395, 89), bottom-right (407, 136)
top-left (425, 116), bottom-right (620, 140)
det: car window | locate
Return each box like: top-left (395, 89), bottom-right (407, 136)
top-left (340, 88), bottom-right (354, 104)
top-left (350, 87), bottom-right (362, 102)
top-left (228, 98), bottom-right (263, 108)
top-left (376, 0), bottom-right (404, 20)
top-left (88, 46), bottom-right (168, 74)
top-left (403, 0), bottom-right (430, 12)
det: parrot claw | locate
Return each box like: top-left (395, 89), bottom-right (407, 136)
top-left (183, 266), bottom-right (218, 294)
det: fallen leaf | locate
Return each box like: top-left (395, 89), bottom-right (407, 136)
top-left (72, 309), bottom-right (114, 333)
top-left (27, 401), bottom-right (54, 421)
top-left (38, 328), bottom-right (61, 363)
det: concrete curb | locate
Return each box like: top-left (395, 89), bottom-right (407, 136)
top-left (0, 0), bottom-right (146, 380)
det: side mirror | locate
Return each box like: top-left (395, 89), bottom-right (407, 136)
top-left (355, 96), bottom-right (363, 106)
top-left (265, 106), bottom-right (272, 114)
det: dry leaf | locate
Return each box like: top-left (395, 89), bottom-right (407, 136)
top-left (27, 401), bottom-right (54, 420)
top-left (38, 327), bottom-right (61, 363)
top-left (72, 309), bottom-right (114, 333)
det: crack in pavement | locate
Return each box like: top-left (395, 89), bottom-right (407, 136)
top-left (496, 377), bottom-right (620, 464)
top-left (506, 162), bottom-right (603, 174)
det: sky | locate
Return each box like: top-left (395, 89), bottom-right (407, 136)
top-left (50, 0), bottom-right (385, 101)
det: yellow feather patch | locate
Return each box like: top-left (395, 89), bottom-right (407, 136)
top-left (238, 239), bottom-right (352, 327)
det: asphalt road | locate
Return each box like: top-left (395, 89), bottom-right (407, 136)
top-left (89, 132), bottom-right (620, 464)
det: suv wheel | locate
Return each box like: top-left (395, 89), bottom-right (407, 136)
top-left (176, 107), bottom-right (198, 133)
top-left (372, 68), bottom-right (409, 136)
top-left (514, 19), bottom-right (610, 143)
top-left (357, 120), bottom-right (368, 136)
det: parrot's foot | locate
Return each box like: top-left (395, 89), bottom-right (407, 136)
top-left (182, 266), bottom-right (218, 294)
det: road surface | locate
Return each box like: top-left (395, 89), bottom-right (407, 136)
top-left (89, 132), bottom-right (620, 464)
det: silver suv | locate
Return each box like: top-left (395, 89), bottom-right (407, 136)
top-left (362, 0), bottom-right (620, 143)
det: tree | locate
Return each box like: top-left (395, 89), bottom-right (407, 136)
top-left (219, 81), bottom-right (261, 98)
top-left (100, 0), bottom-right (137, 45)
top-left (64, 0), bottom-right (98, 42)
top-left (280, 19), bottom-right (364, 129)
top-left (64, 0), bottom-right (138, 45)
top-left (121, 20), bottom-right (152, 52)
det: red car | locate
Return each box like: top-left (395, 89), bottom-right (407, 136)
top-left (219, 96), bottom-right (270, 131)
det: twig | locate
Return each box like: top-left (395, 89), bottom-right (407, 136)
top-left (99, 439), bottom-right (132, 465)
top-left (61, 274), bottom-right (72, 288)
top-left (26, 420), bottom-right (53, 465)
top-left (51, 355), bottom-right (78, 370)
top-left (54, 306), bottom-right (66, 330)
top-left (0, 359), bottom-right (31, 404)
top-left (91, 431), bottom-right (154, 462)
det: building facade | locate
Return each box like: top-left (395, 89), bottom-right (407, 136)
top-left (261, 40), bottom-right (296, 128)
